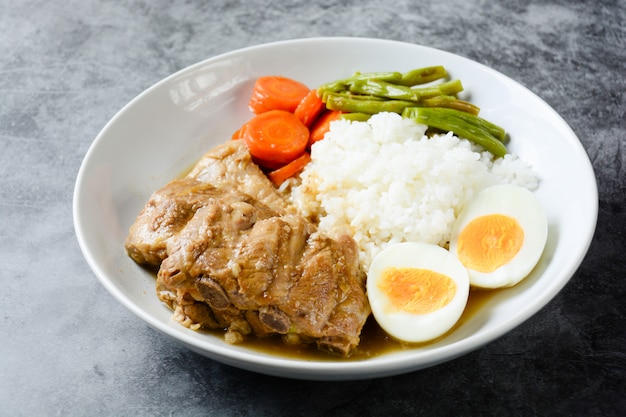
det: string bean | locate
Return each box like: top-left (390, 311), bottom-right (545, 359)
top-left (324, 92), bottom-right (415, 114)
top-left (315, 65), bottom-right (509, 157)
top-left (398, 65), bottom-right (447, 86)
top-left (402, 107), bottom-right (507, 157)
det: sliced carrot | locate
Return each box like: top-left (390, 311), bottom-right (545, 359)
top-left (248, 76), bottom-right (310, 114)
top-left (294, 89), bottom-right (325, 127)
top-left (309, 110), bottom-right (343, 146)
top-left (267, 152), bottom-right (311, 187)
top-left (243, 110), bottom-right (309, 168)
top-left (251, 155), bottom-right (284, 171)
top-left (231, 122), bottom-right (248, 140)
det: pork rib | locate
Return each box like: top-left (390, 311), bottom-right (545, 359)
top-left (125, 140), bottom-right (369, 356)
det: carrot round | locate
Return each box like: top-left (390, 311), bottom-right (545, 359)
top-left (243, 110), bottom-right (309, 168)
top-left (267, 152), bottom-right (311, 187)
top-left (294, 89), bottom-right (325, 127)
top-left (231, 122), bottom-right (248, 140)
top-left (309, 110), bottom-right (343, 145)
top-left (248, 76), bottom-right (310, 114)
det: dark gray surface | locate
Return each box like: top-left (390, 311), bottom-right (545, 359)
top-left (1, 0), bottom-right (624, 416)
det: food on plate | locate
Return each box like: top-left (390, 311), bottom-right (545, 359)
top-left (449, 184), bottom-right (548, 288)
top-left (126, 140), bottom-right (293, 266)
top-left (125, 67), bottom-right (547, 356)
top-left (185, 139), bottom-right (293, 213)
top-left (321, 79), bottom-right (466, 114)
top-left (367, 242), bottom-right (470, 343)
top-left (294, 89), bottom-right (326, 127)
top-left (235, 67), bottom-right (511, 185)
top-left (316, 67), bottom-right (502, 152)
top-left (242, 109), bottom-right (309, 169)
top-left (248, 75), bottom-right (310, 114)
top-left (125, 140), bottom-right (369, 357)
top-left (309, 110), bottom-right (343, 146)
top-left (267, 152), bottom-right (311, 187)
top-left (402, 107), bottom-right (507, 157)
top-left (291, 112), bottom-right (539, 272)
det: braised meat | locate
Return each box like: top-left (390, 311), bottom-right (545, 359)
top-left (126, 140), bottom-right (286, 266)
top-left (125, 140), bottom-right (369, 356)
top-left (186, 139), bottom-right (292, 215)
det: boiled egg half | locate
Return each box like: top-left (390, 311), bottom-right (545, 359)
top-left (367, 242), bottom-right (470, 343)
top-left (449, 184), bottom-right (548, 289)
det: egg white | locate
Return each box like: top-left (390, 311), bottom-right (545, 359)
top-left (367, 242), bottom-right (470, 343)
top-left (449, 184), bottom-right (548, 289)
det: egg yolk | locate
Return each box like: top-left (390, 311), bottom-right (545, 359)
top-left (456, 214), bottom-right (524, 272)
top-left (378, 267), bottom-right (457, 314)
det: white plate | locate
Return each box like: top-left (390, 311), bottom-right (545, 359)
top-left (73, 37), bottom-right (597, 380)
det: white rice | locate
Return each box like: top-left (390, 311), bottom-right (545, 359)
top-left (289, 112), bottom-right (539, 271)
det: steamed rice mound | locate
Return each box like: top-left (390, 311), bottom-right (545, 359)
top-left (290, 112), bottom-right (539, 270)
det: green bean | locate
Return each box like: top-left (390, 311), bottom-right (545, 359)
top-left (350, 71), bottom-right (403, 82)
top-left (318, 70), bottom-right (459, 99)
top-left (315, 66), bottom-right (509, 152)
top-left (418, 95), bottom-right (481, 116)
top-left (403, 107), bottom-right (507, 157)
top-left (347, 79), bottom-right (422, 102)
top-left (404, 106), bottom-right (506, 142)
top-left (428, 106), bottom-right (506, 141)
top-left (340, 112), bottom-right (372, 122)
top-left (343, 78), bottom-right (465, 104)
top-left (398, 66), bottom-right (447, 86)
top-left (414, 79), bottom-right (464, 98)
top-left (324, 92), bottom-right (415, 114)
top-left (317, 80), bottom-right (349, 95)
top-left (318, 71), bottom-right (403, 95)
top-left (320, 91), bottom-right (385, 103)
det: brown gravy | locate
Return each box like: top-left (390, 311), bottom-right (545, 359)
top-left (204, 287), bottom-right (501, 361)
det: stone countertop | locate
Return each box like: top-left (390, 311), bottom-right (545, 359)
top-left (1, 0), bottom-right (624, 416)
